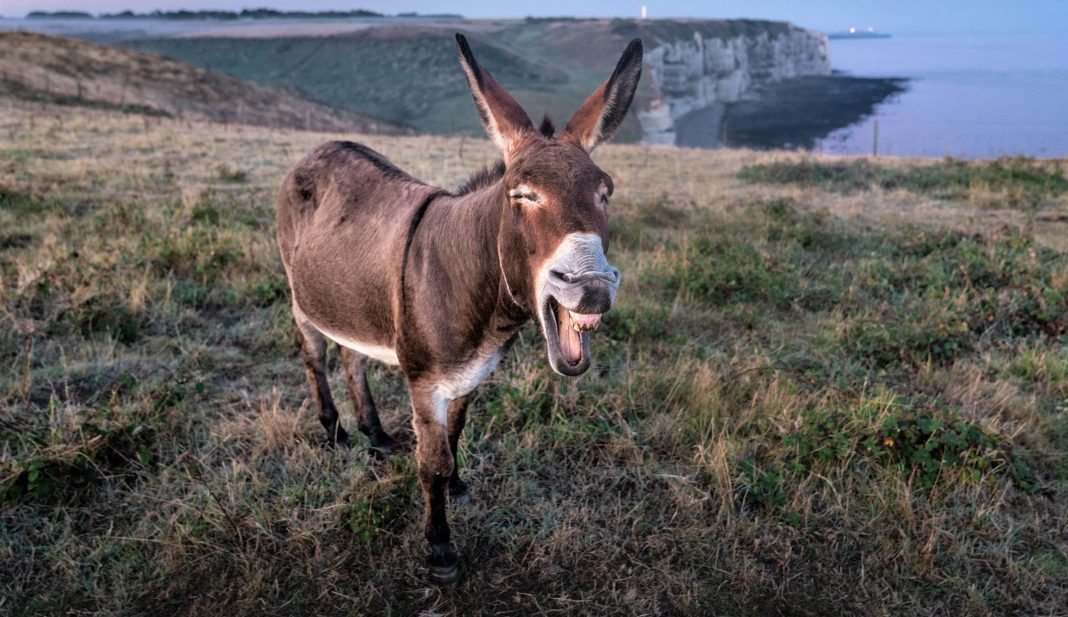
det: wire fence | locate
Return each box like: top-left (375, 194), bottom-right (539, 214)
top-left (813, 120), bottom-right (1068, 159)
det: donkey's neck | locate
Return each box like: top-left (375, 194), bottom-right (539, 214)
top-left (404, 180), bottom-right (527, 343)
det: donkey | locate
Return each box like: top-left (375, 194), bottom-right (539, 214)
top-left (275, 33), bottom-right (642, 583)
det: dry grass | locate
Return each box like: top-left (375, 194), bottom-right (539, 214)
top-left (2, 100), bottom-right (1068, 616)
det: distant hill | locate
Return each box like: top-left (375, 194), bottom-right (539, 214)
top-left (123, 21), bottom-right (676, 140)
top-left (96, 9), bottom-right (385, 20)
top-left (0, 31), bottom-right (413, 135)
top-left (125, 25), bottom-right (581, 138)
top-left (26, 11), bottom-right (94, 19)
top-left (120, 18), bottom-right (822, 143)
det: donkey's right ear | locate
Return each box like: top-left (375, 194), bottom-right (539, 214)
top-left (456, 33), bottom-right (534, 160)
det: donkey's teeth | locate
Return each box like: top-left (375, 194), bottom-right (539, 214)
top-left (568, 311), bottom-right (602, 331)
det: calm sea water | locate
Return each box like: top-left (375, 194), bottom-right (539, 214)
top-left (821, 33), bottom-right (1068, 159)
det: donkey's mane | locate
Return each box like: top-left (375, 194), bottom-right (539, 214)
top-left (455, 159), bottom-right (506, 196)
top-left (454, 114), bottom-right (556, 196)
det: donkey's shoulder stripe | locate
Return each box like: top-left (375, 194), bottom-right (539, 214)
top-left (399, 190), bottom-right (449, 321)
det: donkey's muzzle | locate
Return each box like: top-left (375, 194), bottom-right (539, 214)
top-left (547, 267), bottom-right (621, 315)
top-left (537, 233), bottom-right (622, 377)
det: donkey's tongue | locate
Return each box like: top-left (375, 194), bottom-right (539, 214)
top-left (557, 307), bottom-right (583, 364)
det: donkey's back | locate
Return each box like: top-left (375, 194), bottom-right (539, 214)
top-left (276, 140), bottom-right (439, 354)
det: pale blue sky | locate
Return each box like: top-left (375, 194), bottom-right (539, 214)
top-left (4, 1), bottom-right (1066, 35)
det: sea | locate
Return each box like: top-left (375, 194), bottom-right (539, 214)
top-left (821, 32), bottom-right (1068, 159)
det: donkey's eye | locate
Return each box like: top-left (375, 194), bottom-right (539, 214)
top-left (508, 190), bottom-right (540, 204)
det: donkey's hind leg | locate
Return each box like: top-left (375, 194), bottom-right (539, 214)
top-left (339, 346), bottom-right (396, 456)
top-left (293, 310), bottom-right (349, 447)
top-left (446, 395), bottom-right (471, 504)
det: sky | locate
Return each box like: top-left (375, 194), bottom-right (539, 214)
top-left (3, 1), bottom-right (1067, 35)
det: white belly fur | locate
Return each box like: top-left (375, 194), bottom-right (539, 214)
top-left (432, 351), bottom-right (503, 425)
top-left (318, 328), bottom-right (400, 365)
top-left (317, 316), bottom-right (502, 426)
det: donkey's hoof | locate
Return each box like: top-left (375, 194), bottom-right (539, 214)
top-left (429, 561), bottom-right (459, 585)
top-left (325, 426), bottom-right (351, 448)
top-left (449, 480), bottom-right (472, 505)
top-left (368, 433), bottom-right (397, 459)
top-left (428, 545), bottom-right (459, 585)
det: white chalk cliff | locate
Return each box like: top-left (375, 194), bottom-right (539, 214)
top-left (637, 27), bottom-right (830, 146)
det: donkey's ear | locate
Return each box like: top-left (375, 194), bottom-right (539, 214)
top-left (455, 33), bottom-right (534, 159)
top-left (562, 39), bottom-right (643, 152)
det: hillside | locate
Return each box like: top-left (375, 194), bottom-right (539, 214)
top-left (0, 31), bottom-right (413, 135)
top-left (124, 24), bottom-right (578, 137)
top-left (123, 18), bottom-right (867, 145)
top-left (2, 99), bottom-right (1068, 615)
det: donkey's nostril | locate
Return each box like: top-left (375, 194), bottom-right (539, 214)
top-left (549, 270), bottom-right (573, 284)
top-left (551, 269), bottom-right (620, 286)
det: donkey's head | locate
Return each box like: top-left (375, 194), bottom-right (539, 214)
top-left (456, 34), bottom-right (642, 376)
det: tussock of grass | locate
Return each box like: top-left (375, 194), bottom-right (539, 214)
top-left (1, 103), bottom-right (1067, 615)
top-left (739, 156), bottom-right (1068, 208)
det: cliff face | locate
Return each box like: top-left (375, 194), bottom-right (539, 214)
top-left (637, 27), bottom-right (830, 146)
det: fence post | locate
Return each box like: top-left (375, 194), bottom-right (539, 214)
top-left (872, 120), bottom-right (879, 157)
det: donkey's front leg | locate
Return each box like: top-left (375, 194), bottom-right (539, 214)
top-left (410, 385), bottom-right (459, 584)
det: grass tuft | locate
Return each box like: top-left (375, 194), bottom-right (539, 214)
top-left (739, 156), bottom-right (1068, 208)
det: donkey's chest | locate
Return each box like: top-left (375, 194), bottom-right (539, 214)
top-left (437, 350), bottom-right (503, 401)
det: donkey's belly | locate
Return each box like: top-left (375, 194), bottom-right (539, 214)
top-left (317, 325), bottom-right (399, 365)
top-left (290, 257), bottom-right (400, 365)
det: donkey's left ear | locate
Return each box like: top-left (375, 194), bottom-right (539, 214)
top-left (562, 39), bottom-right (643, 152)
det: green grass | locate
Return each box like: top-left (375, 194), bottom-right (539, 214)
top-left (1, 106), bottom-right (1067, 615)
top-left (738, 157), bottom-right (1068, 208)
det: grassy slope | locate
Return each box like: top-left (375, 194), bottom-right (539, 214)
top-left (123, 26), bottom-right (569, 135)
top-left (2, 101), bottom-right (1068, 615)
top-left (0, 31), bottom-right (411, 135)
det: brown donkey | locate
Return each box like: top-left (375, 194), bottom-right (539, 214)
top-left (276, 33), bottom-right (642, 583)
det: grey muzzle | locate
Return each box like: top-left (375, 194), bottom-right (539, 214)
top-left (542, 233), bottom-right (621, 314)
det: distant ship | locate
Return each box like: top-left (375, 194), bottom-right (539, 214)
top-left (828, 26), bottom-right (890, 40)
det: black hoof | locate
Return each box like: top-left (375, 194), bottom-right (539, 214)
top-left (428, 544), bottom-right (459, 585)
top-left (367, 431), bottom-right (397, 459)
top-left (448, 479), bottom-right (471, 505)
top-left (429, 561), bottom-right (459, 585)
top-left (325, 426), bottom-right (350, 448)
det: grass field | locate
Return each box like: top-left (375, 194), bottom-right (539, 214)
top-left (2, 100), bottom-right (1068, 616)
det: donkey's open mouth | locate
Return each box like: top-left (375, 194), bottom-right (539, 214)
top-left (542, 297), bottom-right (601, 376)
top-left (537, 234), bottom-right (621, 377)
